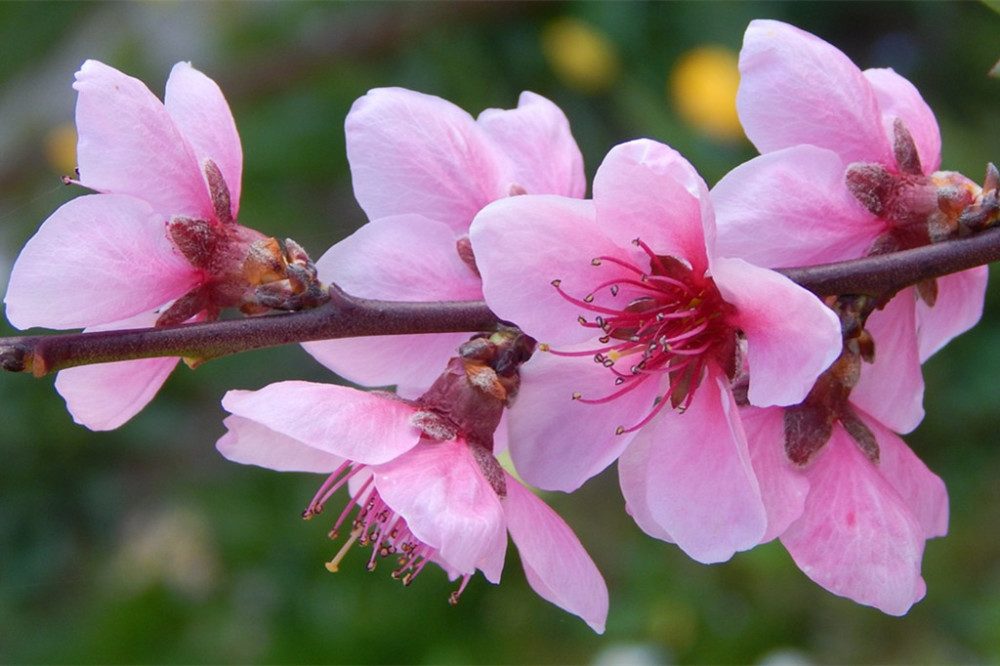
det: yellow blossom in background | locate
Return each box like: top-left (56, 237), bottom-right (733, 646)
top-left (669, 45), bottom-right (744, 142)
top-left (542, 16), bottom-right (620, 94)
top-left (45, 122), bottom-right (77, 175)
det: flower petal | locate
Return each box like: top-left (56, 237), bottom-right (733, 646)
top-left (164, 61), bottom-right (243, 215)
top-left (5, 194), bottom-right (199, 330)
top-left (593, 139), bottom-right (712, 272)
top-left (506, 351), bottom-right (657, 492)
top-left (346, 87), bottom-right (505, 235)
top-left (503, 473), bottom-right (609, 633)
top-left (915, 267), bottom-right (987, 362)
top-left (863, 67), bottom-right (941, 173)
top-left (738, 20), bottom-right (891, 165)
top-left (712, 145), bottom-right (884, 267)
top-left (221, 381), bottom-right (421, 464)
top-left (73, 60), bottom-right (211, 219)
top-left (619, 371), bottom-right (766, 563)
top-left (477, 91), bottom-right (586, 198)
top-left (741, 406), bottom-right (811, 542)
top-left (302, 215), bottom-right (482, 392)
top-left (217, 412), bottom-right (346, 473)
top-left (374, 439), bottom-right (508, 581)
top-left (472, 195), bottom-right (634, 347)
top-left (780, 426), bottom-right (928, 616)
top-left (713, 256), bottom-right (842, 407)
top-left (863, 412), bottom-right (948, 539)
top-left (851, 290), bottom-right (925, 434)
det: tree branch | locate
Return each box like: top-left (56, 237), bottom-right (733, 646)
top-left (3, 225), bottom-right (999, 377)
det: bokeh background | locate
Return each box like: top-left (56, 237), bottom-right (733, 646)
top-left (2, 2), bottom-right (1000, 663)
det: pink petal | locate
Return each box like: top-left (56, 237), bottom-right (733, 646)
top-left (477, 91), bottom-right (586, 198)
top-left (164, 61), bottom-right (243, 215)
top-left (741, 406), bottom-right (811, 542)
top-left (303, 333), bottom-right (473, 399)
top-left (302, 215), bottom-right (482, 392)
top-left (55, 357), bottom-right (177, 431)
top-left (862, 412), bottom-right (948, 539)
top-left (619, 371), bottom-right (767, 563)
top-left (345, 87), bottom-right (505, 235)
top-left (738, 20), bottom-right (892, 165)
top-left (503, 473), bottom-right (609, 633)
top-left (780, 426), bottom-right (928, 616)
top-left (713, 256), bottom-right (842, 407)
top-left (5, 194), bottom-right (199, 330)
top-left (471, 195), bottom-right (635, 347)
top-left (73, 60), bottom-right (212, 219)
top-left (915, 267), bottom-right (987, 362)
top-left (374, 438), bottom-right (508, 581)
top-left (312, 216), bottom-right (482, 300)
top-left (593, 139), bottom-right (712, 273)
top-left (851, 290), bottom-right (925, 434)
top-left (217, 412), bottom-right (347, 473)
top-left (863, 68), bottom-right (941, 173)
top-left (506, 351), bottom-right (657, 492)
top-left (712, 145), bottom-right (884, 267)
top-left (221, 381), bottom-right (421, 464)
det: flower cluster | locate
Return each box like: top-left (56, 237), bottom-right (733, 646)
top-left (3, 19), bottom-right (995, 629)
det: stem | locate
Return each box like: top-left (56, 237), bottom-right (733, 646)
top-left (3, 226), bottom-right (999, 377)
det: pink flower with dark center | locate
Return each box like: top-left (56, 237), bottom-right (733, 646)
top-left (218, 372), bottom-right (609, 633)
top-left (5, 60), bottom-right (310, 430)
top-left (712, 19), bottom-right (989, 434)
top-left (470, 138), bottom-right (842, 563)
top-left (302, 87), bottom-right (585, 396)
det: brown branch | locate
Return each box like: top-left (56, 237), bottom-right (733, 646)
top-left (3, 225), bottom-right (999, 377)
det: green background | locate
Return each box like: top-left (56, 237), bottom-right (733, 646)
top-left (2, 2), bottom-right (999, 663)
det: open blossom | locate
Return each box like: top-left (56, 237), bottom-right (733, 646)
top-left (217, 340), bottom-right (608, 633)
top-left (741, 299), bottom-right (948, 615)
top-left (712, 19), bottom-right (989, 434)
top-left (4, 60), bottom-right (315, 430)
top-left (302, 87), bottom-right (585, 396)
top-left (470, 138), bottom-right (842, 563)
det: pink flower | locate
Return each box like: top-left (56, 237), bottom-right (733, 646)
top-left (741, 311), bottom-right (948, 615)
top-left (302, 87), bottom-right (585, 396)
top-left (712, 19), bottom-right (988, 433)
top-left (4, 60), bottom-right (295, 430)
top-left (217, 378), bottom-right (609, 633)
top-left (469, 138), bottom-right (843, 563)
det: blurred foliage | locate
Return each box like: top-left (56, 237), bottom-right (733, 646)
top-left (2, 2), bottom-right (1000, 664)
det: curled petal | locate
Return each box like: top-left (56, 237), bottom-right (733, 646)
top-left (374, 439), bottom-right (507, 581)
top-left (221, 381), bottom-right (421, 465)
top-left (713, 256), bottom-right (842, 407)
top-left (164, 61), bottom-right (243, 214)
top-left (56, 357), bottom-right (178, 431)
top-left (738, 20), bottom-right (891, 165)
top-left (73, 60), bottom-right (211, 219)
top-left (504, 473), bottom-right (609, 633)
top-left (5, 194), bottom-right (198, 330)
top-left (217, 412), bottom-right (346, 473)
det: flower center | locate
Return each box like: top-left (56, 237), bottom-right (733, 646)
top-left (303, 462), bottom-right (471, 602)
top-left (549, 238), bottom-right (736, 433)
